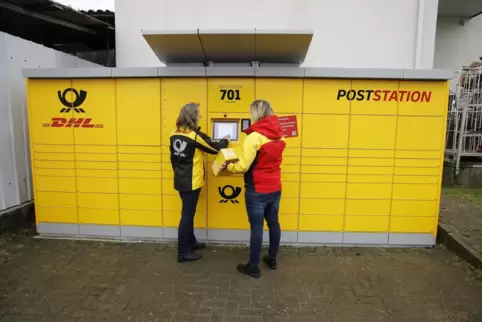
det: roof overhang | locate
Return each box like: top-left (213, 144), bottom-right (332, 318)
top-left (438, 0), bottom-right (482, 19)
top-left (142, 29), bottom-right (313, 65)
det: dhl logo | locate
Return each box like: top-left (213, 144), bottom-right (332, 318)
top-left (43, 88), bottom-right (104, 129)
top-left (43, 118), bottom-right (103, 128)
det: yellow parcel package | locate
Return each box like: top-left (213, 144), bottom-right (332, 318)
top-left (212, 147), bottom-right (242, 177)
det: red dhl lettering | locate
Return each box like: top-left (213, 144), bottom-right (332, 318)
top-left (43, 118), bottom-right (104, 128)
top-left (337, 89), bottom-right (432, 103)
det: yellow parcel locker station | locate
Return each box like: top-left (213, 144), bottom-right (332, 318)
top-left (24, 30), bottom-right (452, 246)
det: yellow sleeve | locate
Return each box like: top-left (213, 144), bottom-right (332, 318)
top-left (227, 133), bottom-right (260, 174)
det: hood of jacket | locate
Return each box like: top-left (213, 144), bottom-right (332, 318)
top-left (245, 115), bottom-right (283, 140)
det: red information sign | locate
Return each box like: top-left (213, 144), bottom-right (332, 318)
top-left (278, 115), bottom-right (298, 138)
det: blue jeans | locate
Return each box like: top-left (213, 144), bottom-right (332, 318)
top-left (245, 189), bottom-right (281, 267)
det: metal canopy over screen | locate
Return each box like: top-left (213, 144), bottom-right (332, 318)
top-left (142, 29), bottom-right (314, 65)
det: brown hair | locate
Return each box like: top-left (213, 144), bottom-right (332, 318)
top-left (176, 102), bottom-right (199, 131)
top-left (249, 100), bottom-right (273, 123)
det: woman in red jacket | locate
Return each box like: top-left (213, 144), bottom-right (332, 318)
top-left (223, 100), bottom-right (286, 278)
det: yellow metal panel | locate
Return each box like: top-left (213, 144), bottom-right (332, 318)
top-left (392, 200), bottom-right (437, 217)
top-left (299, 215), bottom-right (344, 231)
top-left (303, 79), bottom-right (350, 114)
top-left (76, 169), bottom-right (118, 178)
top-left (120, 162), bottom-right (161, 171)
top-left (392, 184), bottom-right (439, 200)
top-left (36, 206), bottom-right (77, 223)
top-left (162, 178), bottom-right (177, 195)
top-left (118, 154), bottom-right (162, 162)
top-left (393, 175), bottom-right (439, 184)
top-left (301, 173), bottom-right (346, 182)
top-left (347, 183), bottom-right (392, 199)
top-left (300, 182), bottom-right (346, 199)
top-left (36, 176), bottom-right (76, 192)
top-left (395, 150), bottom-right (440, 159)
top-left (349, 149), bottom-right (395, 158)
top-left (208, 78), bottom-right (254, 113)
top-left (398, 81), bottom-right (447, 116)
top-left (119, 170), bottom-right (162, 179)
top-left (75, 145), bottom-right (117, 153)
top-left (390, 217), bottom-right (435, 233)
top-left (34, 153), bottom-right (74, 161)
top-left (117, 79), bottom-right (161, 146)
top-left (163, 210), bottom-right (206, 228)
top-left (35, 168), bottom-right (75, 177)
top-left (347, 174), bottom-right (392, 183)
top-left (280, 198), bottom-right (299, 214)
top-left (120, 209), bottom-right (162, 226)
top-left (77, 177), bottom-right (118, 193)
top-left (302, 157), bottom-right (346, 166)
top-left (345, 216), bottom-right (389, 232)
top-left (77, 193), bottom-right (118, 209)
top-left (302, 149), bottom-right (348, 158)
top-left (162, 170), bottom-right (174, 179)
top-left (28, 79), bottom-right (74, 145)
top-left (345, 200), bottom-right (391, 215)
top-left (283, 182), bottom-right (300, 198)
top-left (34, 160), bottom-right (75, 169)
top-left (396, 117), bottom-right (445, 150)
top-left (281, 164), bottom-right (302, 174)
top-left (350, 115), bottom-right (396, 149)
top-left (351, 80), bottom-right (398, 115)
top-left (36, 192), bottom-right (77, 208)
top-left (161, 79), bottom-right (207, 144)
top-left (348, 158), bottom-right (394, 167)
top-left (118, 146), bottom-right (162, 154)
top-left (119, 178), bottom-right (161, 194)
top-left (78, 208), bottom-right (119, 225)
top-left (33, 144), bottom-right (74, 153)
top-left (277, 214), bottom-right (298, 231)
top-left (348, 166), bottom-right (393, 175)
top-left (120, 194), bottom-right (162, 210)
top-left (283, 148), bottom-right (301, 157)
top-left (75, 153), bottom-right (117, 162)
top-left (301, 165), bottom-right (347, 174)
top-left (256, 79), bottom-right (302, 113)
top-left (300, 199), bottom-right (345, 215)
top-left (72, 79), bottom-right (116, 145)
top-left (394, 159), bottom-right (440, 167)
top-left (76, 161), bottom-right (118, 170)
top-left (281, 173), bottom-right (301, 182)
top-left (283, 156), bottom-right (301, 165)
top-left (302, 114), bottom-right (349, 148)
top-left (394, 167), bottom-right (440, 176)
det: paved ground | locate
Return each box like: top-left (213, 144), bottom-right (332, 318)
top-left (440, 195), bottom-right (482, 259)
top-left (1, 232), bottom-right (482, 322)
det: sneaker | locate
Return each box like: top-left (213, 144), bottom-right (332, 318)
top-left (237, 263), bottom-right (261, 278)
top-left (191, 242), bottom-right (206, 251)
top-left (178, 252), bottom-right (202, 263)
top-left (263, 256), bottom-right (277, 270)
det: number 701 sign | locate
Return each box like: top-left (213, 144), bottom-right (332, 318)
top-left (220, 89), bottom-right (241, 101)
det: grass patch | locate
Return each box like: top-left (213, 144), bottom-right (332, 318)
top-left (443, 186), bottom-right (482, 204)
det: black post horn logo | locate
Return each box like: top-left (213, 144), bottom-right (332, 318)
top-left (58, 88), bottom-right (87, 113)
top-left (219, 185), bottom-right (242, 203)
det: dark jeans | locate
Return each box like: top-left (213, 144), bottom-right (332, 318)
top-left (178, 189), bottom-right (201, 255)
top-left (245, 189), bottom-right (282, 266)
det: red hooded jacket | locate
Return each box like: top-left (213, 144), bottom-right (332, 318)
top-left (227, 115), bottom-right (286, 193)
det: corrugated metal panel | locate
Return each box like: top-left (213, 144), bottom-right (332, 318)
top-left (0, 31), bottom-right (101, 212)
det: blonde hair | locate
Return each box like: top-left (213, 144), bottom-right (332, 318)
top-left (249, 100), bottom-right (273, 123)
top-left (176, 102), bottom-right (199, 131)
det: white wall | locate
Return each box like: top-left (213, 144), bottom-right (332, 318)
top-left (0, 31), bottom-right (100, 211)
top-left (434, 15), bottom-right (482, 70)
top-left (115, 0), bottom-right (439, 69)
